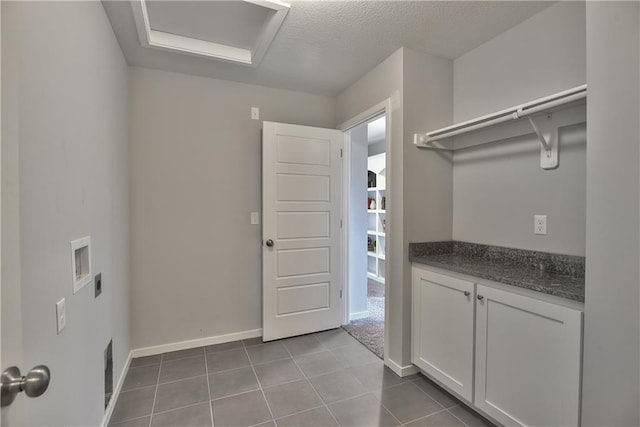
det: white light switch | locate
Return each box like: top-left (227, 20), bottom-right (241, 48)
top-left (534, 215), bottom-right (547, 235)
top-left (251, 107), bottom-right (259, 120)
top-left (56, 298), bottom-right (66, 334)
top-left (251, 212), bottom-right (260, 225)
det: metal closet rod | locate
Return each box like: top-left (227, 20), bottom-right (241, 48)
top-left (416, 85), bottom-right (587, 145)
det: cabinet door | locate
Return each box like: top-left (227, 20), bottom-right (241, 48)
top-left (412, 268), bottom-right (475, 402)
top-left (474, 284), bottom-right (582, 427)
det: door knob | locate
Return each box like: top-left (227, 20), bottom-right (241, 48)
top-left (1, 365), bottom-right (51, 407)
top-left (265, 239), bottom-right (274, 248)
top-left (464, 291), bottom-right (471, 297)
top-left (477, 295), bottom-right (484, 301)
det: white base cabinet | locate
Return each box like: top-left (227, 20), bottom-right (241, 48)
top-left (412, 268), bottom-right (475, 401)
top-left (474, 284), bottom-right (582, 427)
top-left (412, 265), bottom-right (583, 427)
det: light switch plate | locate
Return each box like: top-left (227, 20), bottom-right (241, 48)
top-left (56, 298), bottom-right (66, 334)
top-left (251, 107), bottom-right (259, 120)
top-left (534, 215), bottom-right (547, 235)
top-left (251, 212), bottom-right (260, 225)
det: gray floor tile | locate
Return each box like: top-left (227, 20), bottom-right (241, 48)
top-left (122, 364), bottom-right (159, 391)
top-left (162, 347), bottom-right (205, 361)
top-left (309, 369), bottom-right (368, 404)
top-left (263, 379), bottom-right (323, 419)
top-left (242, 337), bottom-right (264, 347)
top-left (449, 405), bottom-right (496, 427)
top-left (254, 358), bottom-right (304, 388)
top-left (378, 382), bottom-right (443, 424)
top-left (328, 393), bottom-right (400, 427)
top-left (205, 340), bottom-right (243, 354)
top-left (130, 355), bottom-right (161, 368)
top-left (412, 375), bottom-right (460, 409)
top-left (110, 387), bottom-right (156, 424)
top-left (151, 402), bottom-right (212, 426)
top-left (276, 407), bottom-right (338, 427)
top-left (109, 415), bottom-right (151, 427)
top-left (206, 348), bottom-right (250, 373)
top-left (159, 355), bottom-right (206, 383)
top-left (405, 410), bottom-right (466, 427)
top-left (210, 390), bottom-right (272, 427)
top-left (330, 342), bottom-right (382, 367)
top-left (246, 342), bottom-right (290, 365)
top-left (295, 351), bottom-right (344, 378)
top-left (253, 421), bottom-right (276, 427)
top-left (348, 363), bottom-right (408, 393)
top-left (209, 366), bottom-right (259, 400)
top-left (281, 334), bottom-right (326, 357)
top-left (314, 329), bottom-right (358, 349)
top-left (154, 376), bottom-right (209, 413)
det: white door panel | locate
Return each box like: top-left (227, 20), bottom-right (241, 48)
top-left (263, 121), bottom-right (342, 341)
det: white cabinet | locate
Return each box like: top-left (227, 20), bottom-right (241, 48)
top-left (412, 268), bottom-right (475, 401)
top-left (474, 284), bottom-right (582, 427)
top-left (412, 266), bottom-right (583, 427)
top-left (367, 153), bottom-right (386, 282)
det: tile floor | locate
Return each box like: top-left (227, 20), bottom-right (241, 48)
top-left (109, 329), bottom-right (494, 427)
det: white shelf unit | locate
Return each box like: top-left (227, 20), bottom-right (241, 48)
top-left (414, 85), bottom-right (587, 170)
top-left (367, 153), bottom-right (386, 283)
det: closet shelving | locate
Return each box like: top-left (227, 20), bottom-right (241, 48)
top-left (367, 153), bottom-right (386, 283)
top-left (414, 85), bottom-right (587, 170)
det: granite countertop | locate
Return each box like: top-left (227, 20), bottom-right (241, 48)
top-left (409, 241), bottom-right (585, 303)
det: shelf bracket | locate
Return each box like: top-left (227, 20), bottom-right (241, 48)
top-left (527, 114), bottom-right (558, 170)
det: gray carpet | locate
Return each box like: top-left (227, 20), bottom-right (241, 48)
top-left (343, 280), bottom-right (385, 359)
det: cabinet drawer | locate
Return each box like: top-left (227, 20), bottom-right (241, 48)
top-left (474, 284), bottom-right (582, 427)
top-left (412, 268), bottom-right (475, 402)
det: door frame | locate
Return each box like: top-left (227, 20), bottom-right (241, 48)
top-left (338, 98), bottom-right (392, 367)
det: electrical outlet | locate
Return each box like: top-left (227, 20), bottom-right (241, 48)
top-left (56, 298), bottom-right (66, 334)
top-left (251, 107), bottom-right (259, 120)
top-left (534, 215), bottom-right (547, 235)
top-left (251, 212), bottom-right (260, 225)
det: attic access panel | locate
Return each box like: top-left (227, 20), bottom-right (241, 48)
top-left (131, 0), bottom-right (290, 66)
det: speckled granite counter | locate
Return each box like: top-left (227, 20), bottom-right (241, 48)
top-left (409, 241), bottom-right (585, 302)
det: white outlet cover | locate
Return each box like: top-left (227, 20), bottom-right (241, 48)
top-left (251, 212), bottom-right (260, 225)
top-left (56, 298), bottom-right (66, 334)
top-left (534, 215), bottom-right (547, 235)
top-left (251, 107), bottom-right (259, 120)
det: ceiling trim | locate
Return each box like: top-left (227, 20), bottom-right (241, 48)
top-left (130, 0), bottom-right (290, 67)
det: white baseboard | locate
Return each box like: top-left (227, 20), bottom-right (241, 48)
top-left (348, 310), bottom-right (369, 321)
top-left (130, 328), bottom-right (263, 358)
top-left (101, 351), bottom-right (132, 427)
top-left (386, 358), bottom-right (418, 377)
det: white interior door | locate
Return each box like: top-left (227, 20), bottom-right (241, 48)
top-left (262, 121), bottom-right (343, 341)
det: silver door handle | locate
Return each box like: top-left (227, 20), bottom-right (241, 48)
top-left (1, 365), bottom-right (51, 407)
top-left (265, 239), bottom-right (274, 248)
top-left (477, 295), bottom-right (484, 301)
top-left (464, 291), bottom-right (471, 297)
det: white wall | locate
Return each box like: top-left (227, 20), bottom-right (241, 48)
top-left (452, 1), bottom-right (587, 256)
top-left (337, 47), bottom-right (453, 368)
top-left (129, 67), bottom-right (336, 349)
top-left (2, 2), bottom-right (130, 426)
top-left (582, 2), bottom-right (640, 425)
top-left (348, 124), bottom-right (369, 319)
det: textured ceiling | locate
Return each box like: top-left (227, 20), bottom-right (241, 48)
top-left (102, 1), bottom-right (554, 96)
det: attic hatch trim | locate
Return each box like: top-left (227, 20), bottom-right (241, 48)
top-left (130, 0), bottom-right (290, 67)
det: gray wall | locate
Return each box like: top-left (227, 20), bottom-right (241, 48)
top-left (2, 2), bottom-right (130, 425)
top-left (348, 124), bottom-right (369, 319)
top-left (129, 67), bottom-right (336, 349)
top-left (337, 47), bottom-right (453, 368)
top-left (582, 2), bottom-right (640, 425)
top-left (452, 1), bottom-right (587, 256)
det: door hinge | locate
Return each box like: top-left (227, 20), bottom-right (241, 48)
top-left (340, 148), bottom-right (343, 158)
top-left (340, 289), bottom-right (343, 298)
top-left (340, 219), bottom-right (343, 228)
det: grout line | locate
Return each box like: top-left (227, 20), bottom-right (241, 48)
top-left (160, 352), bottom-right (205, 365)
top-left (110, 414), bottom-right (151, 426)
top-left (242, 341), bottom-right (278, 426)
top-left (150, 400), bottom-right (210, 417)
top-left (204, 350), bottom-right (215, 427)
top-left (280, 340), bottom-right (341, 427)
top-left (447, 408), bottom-right (472, 427)
top-left (147, 355), bottom-right (162, 427)
top-left (248, 355), bottom-right (293, 367)
top-left (210, 387), bottom-right (262, 402)
top-left (400, 407), bottom-right (450, 426)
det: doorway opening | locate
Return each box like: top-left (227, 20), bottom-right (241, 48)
top-left (343, 113), bottom-right (387, 359)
